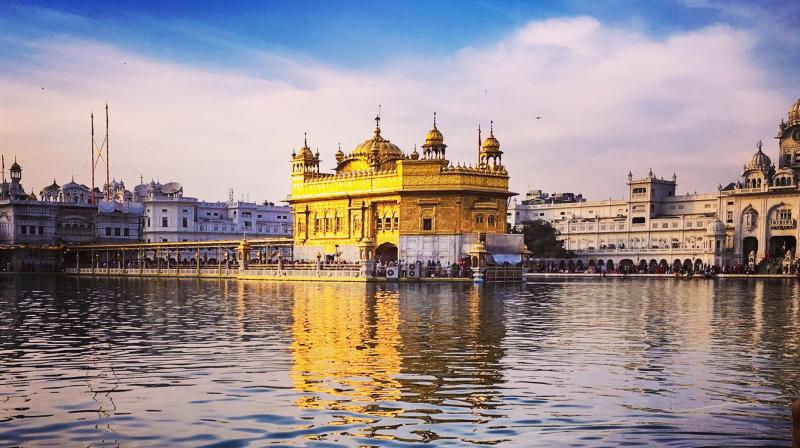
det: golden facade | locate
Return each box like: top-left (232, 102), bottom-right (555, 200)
top-left (288, 114), bottom-right (515, 263)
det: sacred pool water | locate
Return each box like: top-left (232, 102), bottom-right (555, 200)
top-left (1, 275), bottom-right (798, 446)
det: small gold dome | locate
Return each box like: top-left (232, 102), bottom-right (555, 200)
top-left (482, 122), bottom-right (501, 152)
top-left (424, 112), bottom-right (444, 146)
top-left (295, 133), bottom-right (316, 159)
top-left (788, 98), bottom-right (800, 125)
top-left (425, 127), bottom-right (444, 145)
top-left (410, 145), bottom-right (419, 160)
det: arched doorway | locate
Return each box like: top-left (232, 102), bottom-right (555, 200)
top-left (375, 242), bottom-right (398, 263)
top-left (648, 259), bottom-right (657, 273)
top-left (673, 259), bottom-right (682, 272)
top-left (769, 236), bottom-right (796, 259)
top-left (606, 259), bottom-right (615, 271)
top-left (638, 259), bottom-right (648, 273)
top-left (683, 259), bottom-right (693, 273)
top-left (742, 236), bottom-right (758, 263)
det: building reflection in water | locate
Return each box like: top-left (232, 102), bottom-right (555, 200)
top-left (288, 283), bottom-right (507, 440)
top-left (290, 283), bottom-right (403, 416)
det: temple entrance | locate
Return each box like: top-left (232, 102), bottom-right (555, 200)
top-left (742, 237), bottom-right (758, 263)
top-left (375, 242), bottom-right (398, 263)
top-left (769, 236), bottom-right (796, 259)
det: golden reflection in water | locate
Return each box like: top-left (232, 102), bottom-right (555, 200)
top-left (290, 284), bottom-right (402, 416)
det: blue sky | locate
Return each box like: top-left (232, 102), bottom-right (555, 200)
top-left (1, 0), bottom-right (798, 200)
top-left (3, 1), bottom-right (797, 72)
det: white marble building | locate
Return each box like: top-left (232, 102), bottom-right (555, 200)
top-left (511, 98), bottom-right (800, 271)
top-left (138, 180), bottom-right (292, 243)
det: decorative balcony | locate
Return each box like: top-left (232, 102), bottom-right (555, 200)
top-left (769, 219), bottom-right (797, 230)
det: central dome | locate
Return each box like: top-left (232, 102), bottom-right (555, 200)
top-left (351, 122), bottom-right (403, 161)
top-left (352, 133), bottom-right (404, 160)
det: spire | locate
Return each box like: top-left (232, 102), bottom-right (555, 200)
top-left (304, 132), bottom-right (308, 148)
top-left (433, 111), bottom-right (437, 129)
top-left (490, 120), bottom-right (494, 135)
top-left (756, 139), bottom-right (763, 151)
top-left (374, 104), bottom-right (382, 135)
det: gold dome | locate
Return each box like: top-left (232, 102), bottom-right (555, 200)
top-left (425, 127), bottom-right (444, 145)
top-left (350, 116), bottom-right (404, 161)
top-left (335, 143), bottom-right (345, 163)
top-left (294, 133), bottom-right (316, 160)
top-left (788, 98), bottom-right (800, 125)
top-left (481, 122), bottom-right (501, 152)
top-left (423, 112), bottom-right (444, 146)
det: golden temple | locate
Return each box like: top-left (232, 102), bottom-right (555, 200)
top-left (288, 113), bottom-right (516, 264)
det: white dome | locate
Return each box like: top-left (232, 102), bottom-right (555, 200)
top-left (745, 146), bottom-right (772, 172)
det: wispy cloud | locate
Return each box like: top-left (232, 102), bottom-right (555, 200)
top-left (0, 15), bottom-right (789, 201)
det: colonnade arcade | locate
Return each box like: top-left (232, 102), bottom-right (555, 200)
top-left (65, 238), bottom-right (293, 272)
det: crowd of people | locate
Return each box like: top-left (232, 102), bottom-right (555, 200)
top-left (374, 259), bottom-right (475, 278)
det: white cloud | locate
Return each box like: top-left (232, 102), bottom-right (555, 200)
top-left (0, 16), bottom-right (789, 202)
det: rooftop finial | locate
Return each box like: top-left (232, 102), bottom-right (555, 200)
top-left (756, 139), bottom-right (762, 151)
top-left (375, 104), bottom-right (382, 134)
top-left (490, 120), bottom-right (494, 135)
top-left (304, 132), bottom-right (308, 147)
top-left (433, 111), bottom-right (437, 128)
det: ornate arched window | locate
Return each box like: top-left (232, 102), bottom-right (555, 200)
top-left (488, 215), bottom-right (495, 228)
top-left (743, 209), bottom-right (757, 229)
top-left (475, 214), bottom-right (484, 224)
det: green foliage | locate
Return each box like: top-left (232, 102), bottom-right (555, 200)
top-left (513, 219), bottom-right (573, 258)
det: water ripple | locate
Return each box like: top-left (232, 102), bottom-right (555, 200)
top-left (0, 275), bottom-right (797, 446)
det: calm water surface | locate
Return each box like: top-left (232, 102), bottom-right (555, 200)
top-left (1, 275), bottom-right (799, 447)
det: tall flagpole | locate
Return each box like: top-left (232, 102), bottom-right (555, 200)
top-left (91, 112), bottom-right (95, 204)
top-left (105, 103), bottom-right (110, 201)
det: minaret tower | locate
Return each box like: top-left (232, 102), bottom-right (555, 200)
top-left (291, 133), bottom-right (320, 174)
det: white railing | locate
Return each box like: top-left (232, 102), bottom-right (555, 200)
top-left (770, 219), bottom-right (797, 230)
top-left (65, 264), bottom-right (364, 278)
top-left (571, 247), bottom-right (707, 255)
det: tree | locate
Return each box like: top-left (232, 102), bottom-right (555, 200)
top-left (513, 219), bottom-right (573, 258)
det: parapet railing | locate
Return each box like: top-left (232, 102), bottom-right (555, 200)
top-left (770, 219), bottom-right (797, 230)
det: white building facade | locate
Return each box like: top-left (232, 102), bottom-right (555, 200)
top-left (138, 181), bottom-right (292, 243)
top-left (512, 98), bottom-right (800, 271)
